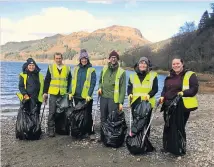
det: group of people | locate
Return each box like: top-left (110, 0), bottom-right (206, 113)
top-left (18, 49), bottom-right (199, 155)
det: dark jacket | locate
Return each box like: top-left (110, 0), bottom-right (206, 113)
top-left (43, 64), bottom-right (71, 94)
top-left (127, 63), bottom-right (158, 108)
top-left (99, 62), bottom-right (126, 104)
top-left (19, 59), bottom-right (41, 101)
top-left (72, 63), bottom-right (96, 97)
top-left (161, 69), bottom-right (199, 111)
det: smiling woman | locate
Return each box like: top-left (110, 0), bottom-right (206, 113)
top-left (160, 57), bottom-right (199, 155)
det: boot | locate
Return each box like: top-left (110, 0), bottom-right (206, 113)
top-left (48, 127), bottom-right (55, 137)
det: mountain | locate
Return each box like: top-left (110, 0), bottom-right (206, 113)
top-left (1, 25), bottom-right (150, 61)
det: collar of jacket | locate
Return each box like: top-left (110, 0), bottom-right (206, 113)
top-left (108, 62), bottom-right (119, 71)
top-left (169, 68), bottom-right (188, 77)
top-left (23, 69), bottom-right (39, 75)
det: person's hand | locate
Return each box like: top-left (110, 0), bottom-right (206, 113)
top-left (24, 94), bottom-right (30, 100)
top-left (43, 93), bottom-right (48, 104)
top-left (68, 94), bottom-right (73, 100)
top-left (119, 104), bottom-right (123, 111)
top-left (97, 88), bottom-right (102, 96)
top-left (144, 94), bottom-right (150, 101)
top-left (128, 94), bottom-right (133, 103)
top-left (86, 96), bottom-right (91, 102)
top-left (159, 97), bottom-right (164, 104)
top-left (43, 93), bottom-right (48, 99)
top-left (177, 91), bottom-right (184, 97)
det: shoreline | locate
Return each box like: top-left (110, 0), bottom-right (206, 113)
top-left (1, 94), bottom-right (214, 167)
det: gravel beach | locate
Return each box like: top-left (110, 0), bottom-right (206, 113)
top-left (1, 94), bottom-right (214, 167)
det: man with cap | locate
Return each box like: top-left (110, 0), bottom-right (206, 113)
top-left (69, 49), bottom-right (96, 139)
top-left (98, 50), bottom-right (126, 141)
top-left (43, 52), bottom-right (71, 137)
top-left (18, 58), bottom-right (44, 114)
top-left (127, 56), bottom-right (158, 137)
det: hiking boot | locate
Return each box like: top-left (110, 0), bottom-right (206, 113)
top-left (48, 128), bottom-right (55, 137)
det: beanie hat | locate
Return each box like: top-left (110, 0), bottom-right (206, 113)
top-left (79, 49), bottom-right (89, 60)
top-left (109, 50), bottom-right (119, 60)
top-left (138, 57), bottom-right (149, 65)
top-left (23, 58), bottom-right (40, 72)
top-left (26, 58), bottom-right (36, 65)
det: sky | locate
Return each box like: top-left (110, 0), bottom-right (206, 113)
top-left (0, 0), bottom-right (213, 45)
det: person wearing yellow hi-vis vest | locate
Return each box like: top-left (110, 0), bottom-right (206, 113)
top-left (69, 49), bottom-right (96, 139)
top-left (127, 57), bottom-right (158, 137)
top-left (18, 58), bottom-right (44, 115)
top-left (98, 50), bottom-right (126, 141)
top-left (43, 52), bottom-right (71, 137)
top-left (159, 58), bottom-right (199, 155)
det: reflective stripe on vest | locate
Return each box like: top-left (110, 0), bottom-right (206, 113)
top-left (130, 71), bottom-right (157, 108)
top-left (101, 66), bottom-right (125, 103)
top-left (71, 66), bottom-right (95, 99)
top-left (48, 64), bottom-right (70, 95)
top-left (182, 71), bottom-right (198, 109)
top-left (17, 72), bottom-right (44, 102)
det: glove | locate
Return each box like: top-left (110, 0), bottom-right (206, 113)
top-left (159, 97), bottom-right (164, 104)
top-left (68, 94), bottom-right (73, 100)
top-left (24, 94), bottom-right (30, 100)
top-left (97, 88), bottom-right (102, 96)
top-left (119, 104), bottom-right (123, 111)
top-left (86, 96), bottom-right (91, 102)
top-left (128, 94), bottom-right (133, 103)
top-left (143, 94), bottom-right (150, 101)
top-left (178, 91), bottom-right (184, 97)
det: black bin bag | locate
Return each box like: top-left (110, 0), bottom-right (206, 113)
top-left (163, 96), bottom-right (186, 156)
top-left (69, 100), bottom-right (89, 138)
top-left (15, 99), bottom-right (42, 140)
top-left (126, 101), bottom-right (155, 155)
top-left (55, 94), bottom-right (73, 135)
top-left (101, 110), bottom-right (127, 148)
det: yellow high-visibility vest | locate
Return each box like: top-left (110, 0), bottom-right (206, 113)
top-left (101, 66), bottom-right (125, 103)
top-left (17, 72), bottom-right (44, 102)
top-left (130, 71), bottom-right (158, 108)
top-left (71, 66), bottom-right (95, 99)
top-left (48, 64), bottom-right (70, 95)
top-left (182, 71), bottom-right (198, 109)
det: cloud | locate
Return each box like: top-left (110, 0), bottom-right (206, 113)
top-left (124, 0), bottom-right (137, 8)
top-left (0, 5), bottom-right (201, 45)
top-left (86, 0), bottom-right (112, 4)
top-left (1, 7), bottom-right (113, 45)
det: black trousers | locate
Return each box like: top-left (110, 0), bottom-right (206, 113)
top-left (48, 94), bottom-right (61, 129)
top-left (100, 97), bottom-right (119, 123)
top-left (74, 97), bottom-right (94, 134)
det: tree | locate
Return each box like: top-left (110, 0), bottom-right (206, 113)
top-left (211, 3), bottom-right (214, 12)
top-left (198, 10), bottom-right (210, 30)
top-left (178, 21), bottom-right (197, 35)
top-left (210, 3), bottom-right (214, 27)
